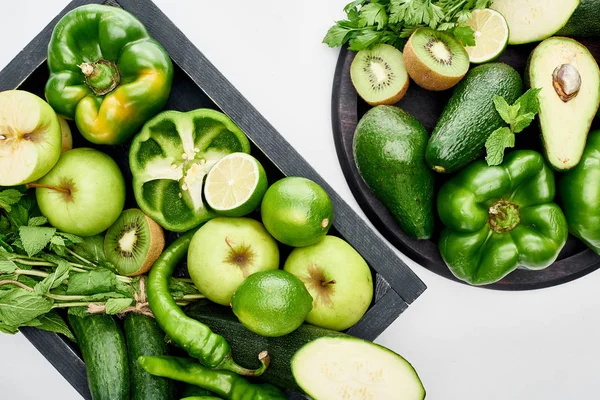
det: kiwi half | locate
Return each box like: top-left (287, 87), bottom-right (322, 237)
top-left (403, 27), bottom-right (470, 91)
top-left (104, 208), bottom-right (165, 276)
top-left (350, 43), bottom-right (409, 105)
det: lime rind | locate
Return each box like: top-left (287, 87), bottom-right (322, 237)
top-left (464, 8), bottom-right (509, 64)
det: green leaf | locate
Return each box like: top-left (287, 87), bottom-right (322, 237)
top-left (34, 260), bottom-right (70, 295)
top-left (508, 102), bottom-right (521, 122)
top-left (27, 216), bottom-right (48, 227)
top-left (513, 87), bottom-right (542, 116)
top-left (105, 298), bottom-right (133, 315)
top-left (349, 28), bottom-right (380, 51)
top-left (511, 112), bottom-right (537, 134)
top-left (485, 127), bottom-right (515, 166)
top-left (50, 235), bottom-right (66, 247)
top-left (358, 3), bottom-right (388, 29)
top-left (0, 190), bottom-right (24, 212)
top-left (323, 24), bottom-right (353, 47)
top-left (0, 288), bottom-right (53, 326)
top-left (80, 292), bottom-right (130, 302)
top-left (19, 226), bottom-right (56, 257)
top-left (0, 322), bottom-right (18, 334)
top-left (493, 95), bottom-right (512, 125)
top-left (71, 235), bottom-right (107, 264)
top-left (0, 260), bottom-right (17, 274)
top-left (66, 268), bottom-right (117, 295)
top-left (344, 0), bottom-right (366, 15)
top-left (67, 306), bottom-right (89, 318)
top-left (8, 204), bottom-right (28, 228)
top-left (452, 26), bottom-right (476, 47)
top-left (57, 232), bottom-right (83, 244)
top-left (28, 310), bottom-right (75, 341)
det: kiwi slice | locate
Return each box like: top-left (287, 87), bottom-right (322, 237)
top-left (350, 43), bottom-right (410, 105)
top-left (104, 209), bottom-right (165, 276)
top-left (403, 27), bottom-right (470, 91)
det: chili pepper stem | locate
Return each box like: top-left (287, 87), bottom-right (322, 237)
top-left (218, 350), bottom-right (271, 377)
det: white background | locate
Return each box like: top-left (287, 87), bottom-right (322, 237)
top-left (1, 1), bottom-right (599, 399)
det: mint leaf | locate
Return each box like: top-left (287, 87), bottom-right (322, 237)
top-left (67, 268), bottom-right (117, 295)
top-left (34, 260), bottom-right (70, 295)
top-left (67, 306), bottom-right (89, 318)
top-left (485, 127), bottom-right (515, 166)
top-left (493, 95), bottom-right (512, 124)
top-left (50, 235), bottom-right (66, 247)
top-left (29, 310), bottom-right (75, 341)
top-left (323, 24), bottom-right (353, 47)
top-left (28, 216), bottom-right (48, 227)
top-left (19, 226), bottom-right (56, 257)
top-left (71, 235), bottom-right (107, 264)
top-left (508, 102), bottom-right (521, 122)
top-left (452, 26), bottom-right (476, 47)
top-left (57, 232), bottom-right (83, 244)
top-left (511, 112), bottom-right (536, 134)
top-left (7, 204), bottom-right (28, 228)
top-left (0, 288), bottom-right (53, 326)
top-left (0, 260), bottom-right (17, 274)
top-left (514, 88), bottom-right (542, 115)
top-left (105, 298), bottom-right (133, 315)
top-left (358, 3), bottom-right (388, 29)
top-left (0, 190), bottom-right (24, 212)
top-left (81, 292), bottom-right (130, 302)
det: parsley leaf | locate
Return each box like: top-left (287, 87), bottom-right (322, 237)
top-left (323, 24), bottom-right (354, 48)
top-left (359, 3), bottom-right (388, 29)
top-left (19, 226), bottom-right (56, 257)
top-left (485, 127), bottom-right (515, 166)
top-left (452, 26), bottom-right (476, 47)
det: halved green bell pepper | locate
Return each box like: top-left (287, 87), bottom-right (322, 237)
top-left (45, 4), bottom-right (173, 145)
top-left (129, 109), bottom-right (251, 232)
top-left (437, 150), bottom-right (568, 285)
top-left (559, 130), bottom-right (600, 254)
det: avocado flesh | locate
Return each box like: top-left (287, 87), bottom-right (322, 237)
top-left (529, 37), bottom-right (600, 171)
top-left (353, 105), bottom-right (434, 239)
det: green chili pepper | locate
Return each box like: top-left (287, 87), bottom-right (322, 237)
top-left (180, 397), bottom-right (222, 400)
top-left (45, 4), bottom-right (173, 145)
top-left (139, 356), bottom-right (286, 400)
top-left (437, 150), bottom-right (568, 285)
top-left (147, 231), bottom-right (268, 376)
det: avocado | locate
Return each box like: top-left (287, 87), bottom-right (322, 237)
top-left (353, 105), bottom-right (434, 239)
top-left (557, 0), bottom-right (600, 38)
top-left (528, 37), bottom-right (600, 170)
top-left (425, 63), bottom-right (523, 174)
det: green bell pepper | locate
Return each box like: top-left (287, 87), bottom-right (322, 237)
top-left (129, 109), bottom-right (251, 232)
top-left (437, 150), bottom-right (568, 285)
top-left (45, 4), bottom-right (173, 145)
top-left (559, 130), bottom-right (600, 254)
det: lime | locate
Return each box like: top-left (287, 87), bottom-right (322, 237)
top-left (463, 8), bottom-right (509, 64)
top-left (261, 177), bottom-right (333, 247)
top-left (204, 153), bottom-right (268, 217)
top-left (231, 269), bottom-right (313, 337)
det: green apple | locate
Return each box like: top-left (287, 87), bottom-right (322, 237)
top-left (188, 217), bottom-right (280, 306)
top-left (58, 116), bottom-right (73, 153)
top-left (33, 148), bottom-right (126, 236)
top-left (0, 90), bottom-right (62, 186)
top-left (284, 235), bottom-right (373, 331)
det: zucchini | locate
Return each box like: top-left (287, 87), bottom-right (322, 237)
top-left (291, 336), bottom-right (426, 400)
top-left (184, 303), bottom-right (345, 390)
top-left (68, 313), bottom-right (130, 400)
top-left (490, 0), bottom-right (580, 44)
top-left (557, 0), bottom-right (600, 37)
top-left (124, 313), bottom-right (175, 400)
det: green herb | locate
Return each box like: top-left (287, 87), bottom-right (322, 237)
top-left (323, 0), bottom-right (493, 51)
top-left (485, 88), bottom-right (542, 166)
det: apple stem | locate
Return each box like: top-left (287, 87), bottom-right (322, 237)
top-left (321, 279), bottom-right (336, 287)
top-left (26, 183), bottom-right (71, 195)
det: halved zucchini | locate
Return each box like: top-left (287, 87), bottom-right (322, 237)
top-left (490, 0), bottom-right (580, 44)
top-left (291, 336), bottom-right (425, 400)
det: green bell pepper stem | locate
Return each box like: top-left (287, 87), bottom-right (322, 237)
top-left (437, 150), bottom-right (568, 285)
top-left (79, 59), bottom-right (120, 95)
top-left (147, 231), bottom-right (269, 376)
top-left (138, 356), bottom-right (286, 400)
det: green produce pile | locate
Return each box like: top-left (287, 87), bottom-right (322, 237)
top-left (0, 3), bottom-right (427, 400)
top-left (328, 0), bottom-right (600, 286)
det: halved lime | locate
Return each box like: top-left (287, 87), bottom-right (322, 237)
top-left (204, 152), bottom-right (268, 217)
top-left (464, 8), bottom-right (509, 64)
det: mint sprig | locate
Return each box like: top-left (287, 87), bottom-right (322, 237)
top-left (485, 88), bottom-right (542, 166)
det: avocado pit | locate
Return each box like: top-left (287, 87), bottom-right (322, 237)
top-left (552, 63), bottom-right (581, 102)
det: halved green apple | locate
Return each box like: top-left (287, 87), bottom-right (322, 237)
top-left (0, 90), bottom-right (62, 186)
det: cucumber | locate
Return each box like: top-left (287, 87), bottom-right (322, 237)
top-left (490, 0), bottom-right (580, 44)
top-left (184, 303), bottom-right (345, 390)
top-left (557, 0), bottom-right (600, 37)
top-left (425, 63), bottom-right (523, 174)
top-left (291, 336), bottom-right (425, 400)
top-left (124, 313), bottom-right (175, 400)
top-left (68, 313), bottom-right (130, 400)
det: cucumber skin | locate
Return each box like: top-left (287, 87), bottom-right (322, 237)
top-left (124, 313), bottom-right (175, 400)
top-left (184, 303), bottom-right (346, 390)
top-left (425, 63), bottom-right (523, 173)
top-left (558, 0), bottom-right (600, 37)
top-left (68, 313), bottom-right (130, 400)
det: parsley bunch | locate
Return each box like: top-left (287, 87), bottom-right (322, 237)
top-left (323, 0), bottom-right (493, 51)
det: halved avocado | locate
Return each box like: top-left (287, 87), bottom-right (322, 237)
top-left (528, 37), bottom-right (600, 170)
